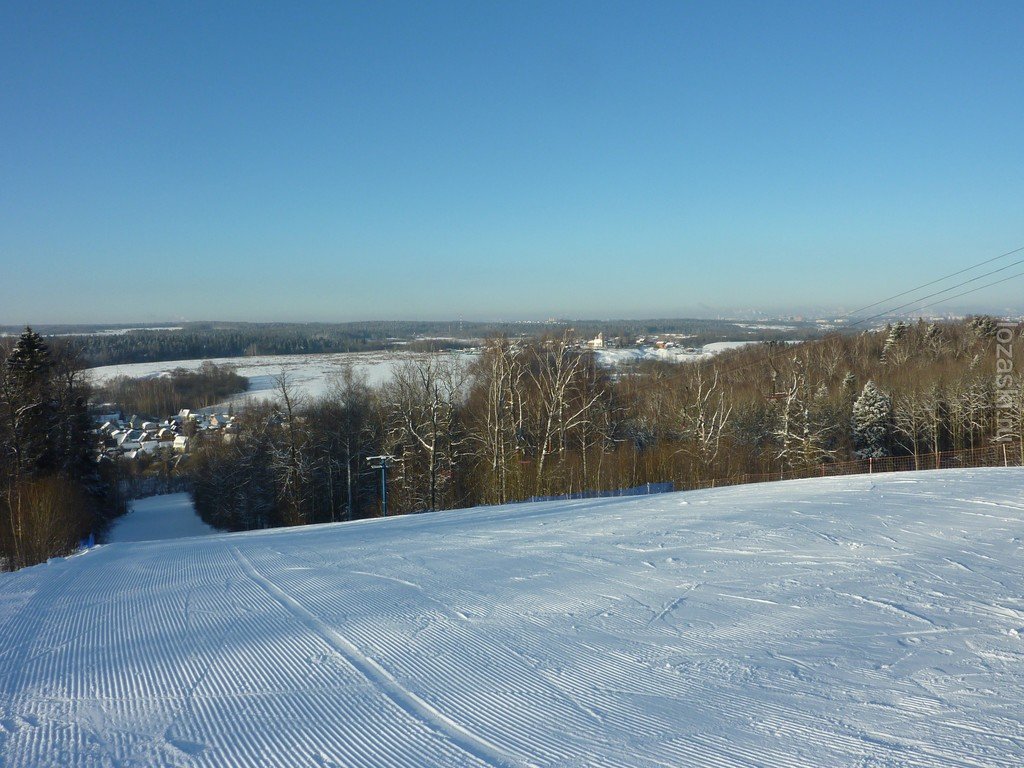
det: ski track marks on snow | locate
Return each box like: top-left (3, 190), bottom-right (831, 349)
top-left (1, 468), bottom-right (1024, 766)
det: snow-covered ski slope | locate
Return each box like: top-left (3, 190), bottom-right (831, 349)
top-left (2, 469), bottom-right (1023, 767)
top-left (107, 493), bottom-right (217, 544)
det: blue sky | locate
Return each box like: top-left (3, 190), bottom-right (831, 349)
top-left (2, 1), bottom-right (1022, 323)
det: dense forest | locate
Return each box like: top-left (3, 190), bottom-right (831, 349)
top-left (97, 362), bottom-right (249, 417)
top-left (3, 319), bottom-right (824, 367)
top-left (190, 318), bottom-right (1023, 531)
top-left (0, 329), bottom-right (124, 570)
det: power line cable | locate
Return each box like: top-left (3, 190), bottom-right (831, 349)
top-left (844, 244), bottom-right (1024, 317)
top-left (709, 244), bottom-right (1024, 381)
top-left (848, 253), bottom-right (1024, 329)
top-left (887, 268), bottom-right (1024, 317)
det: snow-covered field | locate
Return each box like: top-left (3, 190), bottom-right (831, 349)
top-left (2, 468), bottom-right (1023, 767)
top-left (57, 327), bottom-right (185, 338)
top-left (594, 340), bottom-right (760, 367)
top-left (107, 493), bottom-right (215, 544)
top-left (86, 350), bottom-right (476, 407)
top-left (85, 342), bottom-right (763, 409)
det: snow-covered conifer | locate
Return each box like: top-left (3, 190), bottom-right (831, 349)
top-left (851, 380), bottom-right (892, 458)
top-left (881, 321), bottom-right (908, 364)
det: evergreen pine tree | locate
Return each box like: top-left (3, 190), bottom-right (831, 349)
top-left (851, 380), bottom-right (893, 458)
top-left (881, 321), bottom-right (908, 363)
top-left (841, 371), bottom-right (857, 398)
top-left (3, 327), bottom-right (58, 476)
top-left (924, 323), bottom-right (944, 358)
top-left (968, 315), bottom-right (998, 340)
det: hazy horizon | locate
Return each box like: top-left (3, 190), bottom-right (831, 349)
top-left (4, 303), bottom-right (1024, 331)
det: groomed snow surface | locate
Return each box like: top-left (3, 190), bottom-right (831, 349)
top-left (2, 469), bottom-right (1024, 767)
top-left (106, 493), bottom-right (218, 544)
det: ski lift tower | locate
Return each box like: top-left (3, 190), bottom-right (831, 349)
top-left (367, 455), bottom-right (398, 517)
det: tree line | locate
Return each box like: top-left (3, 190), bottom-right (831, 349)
top-left (1, 329), bottom-right (124, 570)
top-left (97, 362), bottom-right (249, 417)
top-left (189, 318), bottom-right (1023, 531)
top-left (71, 325), bottom-right (406, 366)
top-left (41, 318), bottom-right (818, 367)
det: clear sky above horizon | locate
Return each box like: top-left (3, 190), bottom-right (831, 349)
top-left (2, 1), bottom-right (1023, 324)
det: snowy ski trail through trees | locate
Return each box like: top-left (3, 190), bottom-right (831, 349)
top-left (107, 493), bottom-right (217, 543)
top-left (2, 468), bottom-right (1024, 766)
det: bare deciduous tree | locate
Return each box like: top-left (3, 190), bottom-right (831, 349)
top-left (385, 354), bottom-right (468, 512)
top-left (678, 368), bottom-right (732, 481)
top-left (525, 334), bottom-right (605, 495)
top-left (272, 371), bottom-right (311, 525)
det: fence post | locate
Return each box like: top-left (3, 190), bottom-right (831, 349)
top-left (1004, 442), bottom-right (1009, 468)
top-left (869, 457), bottom-right (873, 474)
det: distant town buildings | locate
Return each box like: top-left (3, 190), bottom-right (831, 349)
top-left (93, 406), bottom-right (239, 464)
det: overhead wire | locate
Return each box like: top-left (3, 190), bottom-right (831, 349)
top-left (846, 254), bottom-right (1024, 329)
top-left (843, 244), bottom-right (1024, 317)
top-left (892, 268), bottom-right (1024, 317)
top-left (705, 243), bottom-right (1024, 381)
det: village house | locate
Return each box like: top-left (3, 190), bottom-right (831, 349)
top-left (92, 404), bottom-right (239, 461)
